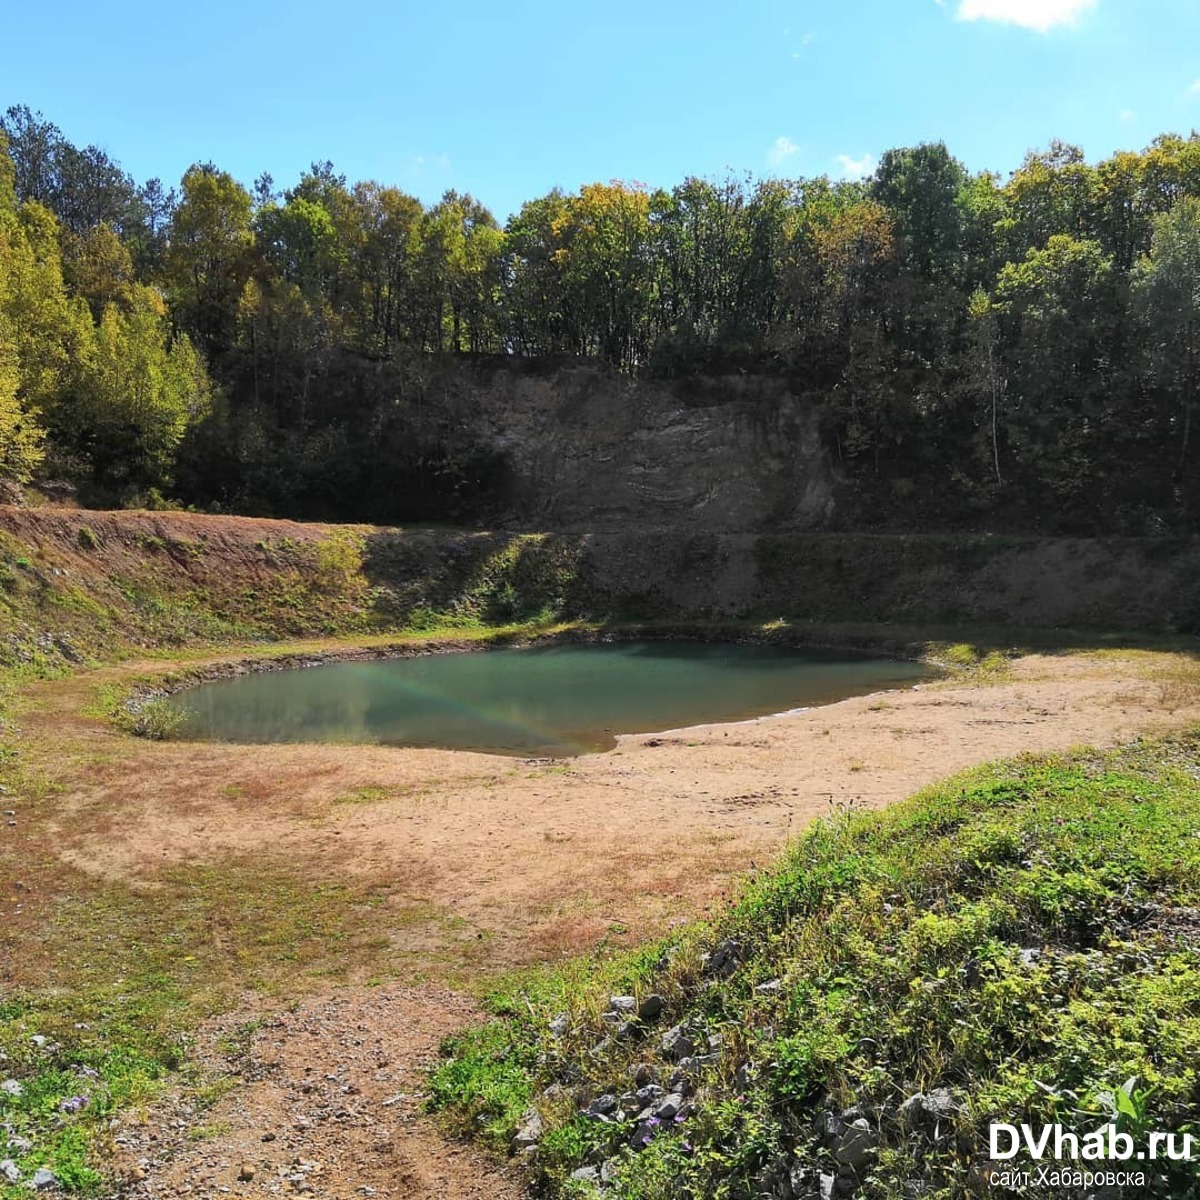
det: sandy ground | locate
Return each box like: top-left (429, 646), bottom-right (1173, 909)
top-left (7, 648), bottom-right (1200, 1196)
top-left (23, 651), bottom-right (1199, 961)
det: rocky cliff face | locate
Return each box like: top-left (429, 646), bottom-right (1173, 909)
top-left (434, 366), bottom-right (836, 532)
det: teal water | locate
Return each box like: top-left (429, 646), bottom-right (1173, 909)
top-left (169, 642), bottom-right (933, 757)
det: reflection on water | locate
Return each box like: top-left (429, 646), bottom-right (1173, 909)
top-left (169, 641), bottom-right (934, 756)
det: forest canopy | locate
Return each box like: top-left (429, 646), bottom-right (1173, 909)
top-left (1, 103), bottom-right (1199, 531)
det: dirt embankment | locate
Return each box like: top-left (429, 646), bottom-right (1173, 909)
top-left (0, 507), bottom-right (1198, 664)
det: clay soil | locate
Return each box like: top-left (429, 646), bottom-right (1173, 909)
top-left (4, 645), bottom-right (1200, 1197)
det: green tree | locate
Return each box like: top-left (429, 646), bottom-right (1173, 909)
top-left (551, 182), bottom-right (655, 368)
top-left (0, 318), bottom-right (46, 483)
top-left (991, 235), bottom-right (1123, 511)
top-left (503, 190), bottom-right (573, 355)
top-left (346, 182), bottom-right (424, 354)
top-left (165, 164), bottom-right (255, 355)
top-left (1134, 198), bottom-right (1200, 487)
top-left (63, 287), bottom-right (211, 495)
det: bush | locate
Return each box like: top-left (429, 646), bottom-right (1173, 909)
top-left (125, 697), bottom-right (188, 741)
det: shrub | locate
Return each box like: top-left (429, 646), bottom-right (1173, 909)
top-left (125, 697), bottom-right (188, 740)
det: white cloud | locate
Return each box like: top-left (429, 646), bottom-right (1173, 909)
top-left (1119, 108), bottom-right (1135, 122)
top-left (956, 0), bottom-right (1096, 32)
top-left (768, 136), bottom-right (800, 167)
top-left (835, 153), bottom-right (876, 180)
top-left (1189, 78), bottom-right (1200, 95)
top-left (411, 152), bottom-right (451, 174)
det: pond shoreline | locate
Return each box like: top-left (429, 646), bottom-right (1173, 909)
top-left (108, 621), bottom-right (955, 756)
top-left (156, 637), bottom-right (937, 757)
top-left (117, 620), bottom-right (952, 723)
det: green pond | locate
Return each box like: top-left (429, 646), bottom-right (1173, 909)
top-left (169, 641), bottom-right (933, 757)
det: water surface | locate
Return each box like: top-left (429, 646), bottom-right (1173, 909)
top-left (171, 641), bottom-right (932, 756)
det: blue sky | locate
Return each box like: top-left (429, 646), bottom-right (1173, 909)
top-left (6, 0), bottom-right (1200, 218)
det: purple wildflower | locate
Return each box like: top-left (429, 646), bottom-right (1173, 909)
top-left (60, 1094), bottom-right (89, 1113)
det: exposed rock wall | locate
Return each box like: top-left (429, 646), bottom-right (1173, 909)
top-left (430, 366), bottom-right (836, 531)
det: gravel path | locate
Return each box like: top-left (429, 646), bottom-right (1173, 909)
top-left (110, 986), bottom-right (522, 1199)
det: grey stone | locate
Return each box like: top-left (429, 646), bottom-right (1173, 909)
top-left (570, 1165), bottom-right (600, 1184)
top-left (630, 1120), bottom-right (660, 1148)
top-left (673, 1051), bottom-right (720, 1081)
top-left (788, 1164), bottom-right (812, 1197)
top-left (661, 1024), bottom-right (696, 1062)
top-left (667, 1072), bottom-right (692, 1096)
top-left (600, 1159), bottom-right (621, 1183)
top-left (513, 1109), bottom-right (543, 1148)
top-left (755, 979), bottom-right (783, 994)
top-left (1019, 948), bottom-right (1042, 968)
top-left (586, 1093), bottom-right (618, 1117)
top-left (0, 1080), bottom-right (22, 1097)
top-left (922, 1088), bottom-right (959, 1122)
top-left (899, 1094), bottom-right (925, 1133)
top-left (832, 1118), bottom-right (877, 1168)
top-left (704, 938), bottom-right (744, 979)
top-left (734, 1062), bottom-right (756, 1089)
top-left (637, 994), bottom-right (665, 1020)
top-left (820, 1112), bottom-right (847, 1145)
top-left (635, 1084), bottom-right (665, 1105)
top-left (654, 1092), bottom-right (685, 1120)
top-left (900, 1088), bottom-right (959, 1135)
top-left (609, 995), bottom-right (637, 1014)
top-left (0, 1162), bottom-right (19, 1185)
top-left (548, 1012), bottom-right (570, 1037)
top-left (819, 1173), bottom-right (837, 1200)
top-left (628, 1062), bottom-right (656, 1086)
top-left (30, 1168), bottom-right (58, 1191)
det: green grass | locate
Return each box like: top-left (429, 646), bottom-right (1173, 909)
top-left (428, 733), bottom-right (1200, 1199)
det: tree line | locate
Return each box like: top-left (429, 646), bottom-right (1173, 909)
top-left (1, 103), bottom-right (1199, 530)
